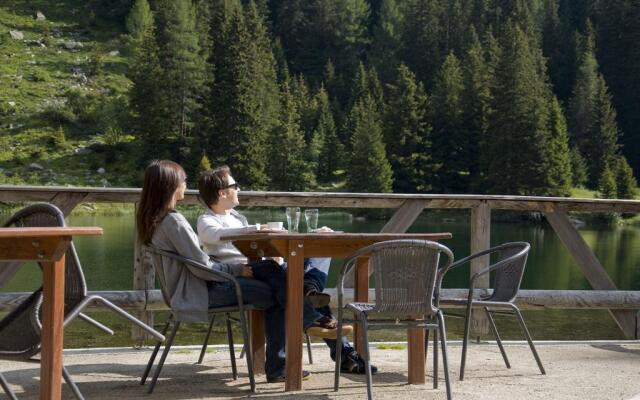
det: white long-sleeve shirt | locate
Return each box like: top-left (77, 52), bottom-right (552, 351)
top-left (197, 209), bottom-right (259, 264)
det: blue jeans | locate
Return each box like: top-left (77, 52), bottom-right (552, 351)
top-left (207, 277), bottom-right (285, 379)
top-left (303, 260), bottom-right (355, 360)
top-left (250, 260), bottom-right (322, 328)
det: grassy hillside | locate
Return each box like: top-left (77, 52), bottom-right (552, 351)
top-left (0, 0), bottom-right (141, 187)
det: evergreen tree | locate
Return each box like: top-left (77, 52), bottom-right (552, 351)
top-left (268, 80), bottom-right (315, 191)
top-left (198, 154), bottom-right (212, 174)
top-left (155, 0), bottom-right (207, 161)
top-left (244, 0), bottom-right (281, 141)
top-left (384, 63), bottom-right (433, 193)
top-left (612, 156), bottom-right (637, 200)
top-left (597, 166), bottom-right (617, 199)
top-left (440, 0), bottom-right (469, 56)
top-left (370, 0), bottom-right (403, 84)
top-left (596, 0), bottom-right (640, 176)
top-left (568, 22), bottom-right (598, 152)
top-left (290, 75), bottom-right (316, 142)
top-left (126, 0), bottom-right (153, 43)
top-left (483, 22), bottom-right (561, 195)
top-left (431, 52), bottom-right (466, 192)
top-left (585, 74), bottom-right (620, 187)
top-left (129, 13), bottom-right (166, 157)
top-left (401, 0), bottom-right (444, 87)
top-left (315, 86), bottom-right (343, 183)
top-left (544, 96), bottom-right (572, 196)
top-left (334, 0), bottom-right (371, 76)
top-left (570, 147), bottom-right (588, 188)
top-left (347, 96), bottom-right (393, 194)
top-left (210, 5), bottom-right (272, 188)
top-left (461, 31), bottom-right (492, 191)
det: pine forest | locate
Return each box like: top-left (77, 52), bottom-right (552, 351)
top-left (0, 0), bottom-right (638, 200)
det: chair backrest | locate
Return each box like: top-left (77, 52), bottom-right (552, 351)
top-left (486, 242), bottom-right (530, 303)
top-left (2, 203), bottom-right (89, 312)
top-left (339, 240), bottom-right (453, 317)
top-left (142, 247), bottom-right (172, 309)
top-left (0, 289), bottom-right (43, 359)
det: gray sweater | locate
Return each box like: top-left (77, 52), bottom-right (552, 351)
top-left (149, 212), bottom-right (244, 322)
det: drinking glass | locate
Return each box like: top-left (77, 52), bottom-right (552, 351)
top-left (304, 209), bottom-right (319, 232)
top-left (285, 207), bottom-right (301, 232)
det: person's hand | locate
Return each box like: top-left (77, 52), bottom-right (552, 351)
top-left (315, 226), bottom-right (334, 233)
top-left (240, 266), bottom-right (253, 277)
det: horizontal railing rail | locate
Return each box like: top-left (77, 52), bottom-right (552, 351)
top-left (1, 184), bottom-right (640, 212)
top-left (2, 289), bottom-right (640, 311)
top-left (0, 184), bottom-right (638, 340)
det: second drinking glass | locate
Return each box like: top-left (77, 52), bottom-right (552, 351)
top-left (304, 209), bottom-right (319, 232)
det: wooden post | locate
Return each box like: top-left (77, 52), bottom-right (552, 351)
top-left (132, 203), bottom-right (154, 343)
top-left (50, 192), bottom-right (87, 216)
top-left (544, 208), bottom-right (637, 339)
top-left (470, 202), bottom-right (491, 336)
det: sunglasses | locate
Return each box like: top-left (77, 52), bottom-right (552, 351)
top-left (224, 183), bottom-right (240, 190)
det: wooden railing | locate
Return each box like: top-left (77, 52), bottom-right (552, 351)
top-left (1, 185), bottom-right (639, 340)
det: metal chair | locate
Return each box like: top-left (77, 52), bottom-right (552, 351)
top-left (0, 203), bottom-right (164, 399)
top-left (140, 247), bottom-right (257, 393)
top-left (439, 242), bottom-right (545, 380)
top-left (0, 289), bottom-right (84, 400)
top-left (333, 240), bottom-right (455, 400)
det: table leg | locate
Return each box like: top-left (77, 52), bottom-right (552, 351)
top-left (407, 324), bottom-right (426, 384)
top-left (353, 257), bottom-right (369, 354)
top-left (285, 240), bottom-right (304, 391)
top-left (249, 310), bottom-right (265, 375)
top-left (40, 256), bottom-right (66, 400)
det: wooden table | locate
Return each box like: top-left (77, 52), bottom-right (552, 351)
top-left (222, 232), bottom-right (452, 391)
top-left (0, 227), bottom-right (103, 400)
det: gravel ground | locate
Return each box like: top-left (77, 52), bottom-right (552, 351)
top-left (1, 341), bottom-right (639, 399)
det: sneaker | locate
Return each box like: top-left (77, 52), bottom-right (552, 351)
top-left (305, 316), bottom-right (353, 339)
top-left (266, 369), bottom-right (311, 383)
top-left (341, 351), bottom-right (378, 375)
top-left (306, 289), bottom-right (331, 308)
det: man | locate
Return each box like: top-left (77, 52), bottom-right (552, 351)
top-left (197, 165), bottom-right (377, 375)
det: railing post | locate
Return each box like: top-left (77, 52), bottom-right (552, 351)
top-left (132, 202), bottom-right (155, 344)
top-left (470, 201), bottom-right (491, 336)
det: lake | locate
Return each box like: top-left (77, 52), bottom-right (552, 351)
top-left (2, 208), bottom-right (639, 346)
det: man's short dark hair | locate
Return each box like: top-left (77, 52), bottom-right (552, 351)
top-left (198, 165), bottom-right (231, 207)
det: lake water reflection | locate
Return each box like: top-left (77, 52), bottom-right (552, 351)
top-left (2, 209), bottom-right (639, 342)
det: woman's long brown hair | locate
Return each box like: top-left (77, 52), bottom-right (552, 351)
top-left (136, 160), bottom-right (187, 244)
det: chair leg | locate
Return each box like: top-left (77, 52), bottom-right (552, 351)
top-left (197, 314), bottom-right (216, 364)
top-left (62, 366), bottom-right (84, 400)
top-left (360, 318), bottom-right (374, 400)
top-left (226, 313), bottom-right (238, 380)
top-left (424, 328), bottom-right (429, 362)
top-left (239, 344), bottom-right (246, 359)
top-left (433, 325), bottom-right (438, 388)
top-left (148, 321), bottom-right (180, 394)
top-left (513, 307), bottom-right (546, 375)
top-left (437, 311), bottom-right (453, 400)
top-left (305, 333), bottom-right (313, 364)
top-left (0, 372), bottom-right (18, 400)
top-left (238, 309), bottom-right (256, 392)
top-left (334, 313), bottom-right (346, 392)
top-left (141, 318), bottom-right (172, 385)
top-left (460, 303), bottom-right (474, 381)
top-left (484, 307), bottom-right (510, 369)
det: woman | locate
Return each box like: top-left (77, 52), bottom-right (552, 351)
top-left (136, 160), bottom-right (298, 383)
